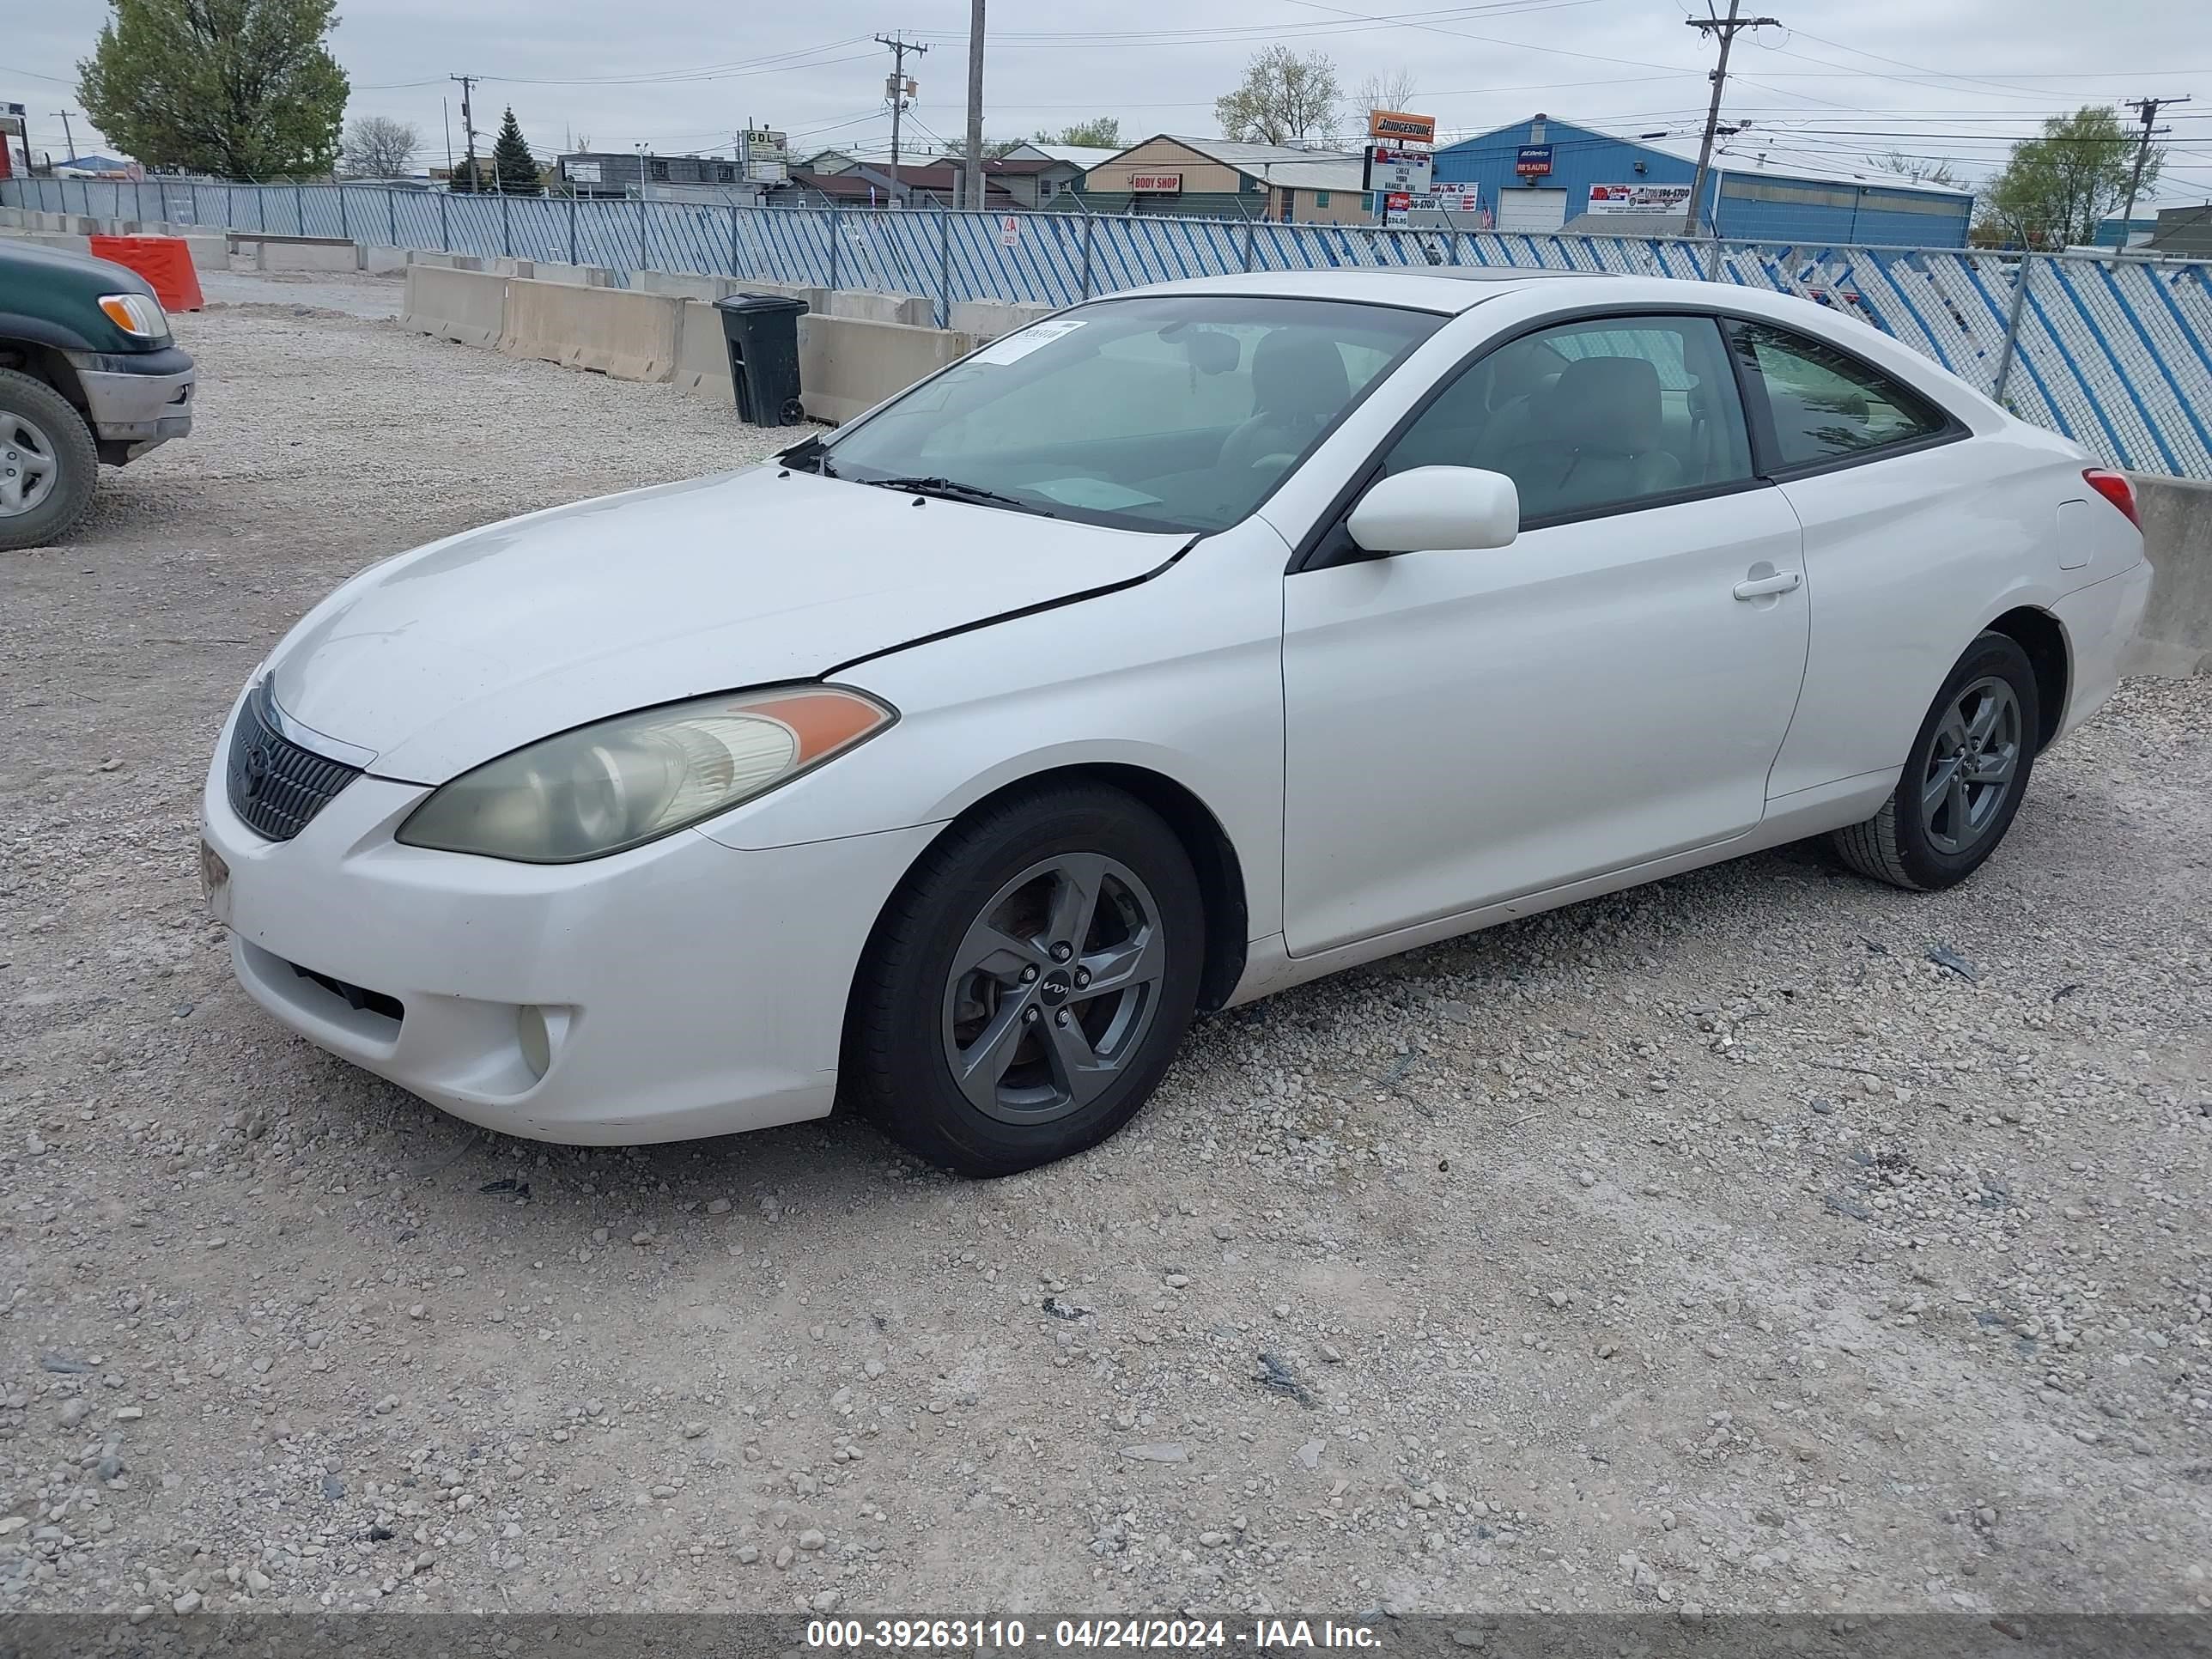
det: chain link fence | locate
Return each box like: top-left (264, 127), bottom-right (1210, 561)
top-left (9, 174), bottom-right (2210, 479)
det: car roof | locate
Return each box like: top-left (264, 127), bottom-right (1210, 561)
top-left (1109, 266), bottom-right (1626, 313)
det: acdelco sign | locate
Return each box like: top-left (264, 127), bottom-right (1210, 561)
top-left (1368, 111), bottom-right (1436, 144)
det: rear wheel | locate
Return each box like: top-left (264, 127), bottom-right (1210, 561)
top-left (845, 782), bottom-right (1205, 1176)
top-left (1832, 630), bottom-right (2039, 891)
top-left (0, 368), bottom-right (98, 553)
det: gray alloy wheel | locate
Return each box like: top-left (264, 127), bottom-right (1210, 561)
top-left (1831, 629), bottom-right (2039, 894)
top-left (940, 852), bottom-right (1168, 1126)
top-left (1920, 675), bottom-right (2023, 856)
top-left (0, 409), bottom-right (62, 520)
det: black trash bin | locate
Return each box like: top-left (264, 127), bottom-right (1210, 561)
top-left (713, 293), bottom-right (809, 426)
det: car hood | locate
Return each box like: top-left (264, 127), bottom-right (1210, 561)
top-left (265, 465), bottom-right (1182, 783)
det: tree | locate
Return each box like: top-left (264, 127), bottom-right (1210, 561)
top-left (339, 116), bottom-right (421, 179)
top-left (1977, 106), bottom-right (2153, 249)
top-left (1042, 117), bottom-right (1121, 149)
top-left (1354, 69), bottom-right (1419, 118)
top-left (940, 134), bottom-right (1021, 160)
top-left (77, 0), bottom-right (348, 179)
top-left (491, 106), bottom-right (541, 194)
top-left (1863, 149), bottom-right (1961, 188)
top-left (1215, 46), bottom-right (1340, 146)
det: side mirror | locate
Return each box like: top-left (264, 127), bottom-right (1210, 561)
top-left (1346, 466), bottom-right (1520, 555)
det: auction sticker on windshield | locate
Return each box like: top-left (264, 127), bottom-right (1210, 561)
top-left (974, 317), bottom-right (1086, 365)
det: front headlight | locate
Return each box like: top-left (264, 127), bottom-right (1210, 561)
top-left (98, 293), bottom-right (168, 339)
top-left (396, 684), bottom-right (895, 863)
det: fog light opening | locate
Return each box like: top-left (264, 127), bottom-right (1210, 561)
top-left (517, 1006), bottom-right (571, 1082)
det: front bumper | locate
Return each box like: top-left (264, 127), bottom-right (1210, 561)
top-left (200, 696), bottom-right (939, 1144)
top-left (70, 347), bottom-right (195, 458)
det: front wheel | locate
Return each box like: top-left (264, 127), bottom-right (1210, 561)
top-left (1832, 630), bottom-right (2040, 891)
top-left (0, 368), bottom-right (98, 552)
top-left (844, 782), bottom-right (1205, 1176)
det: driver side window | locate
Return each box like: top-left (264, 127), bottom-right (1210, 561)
top-left (1382, 314), bottom-right (1755, 526)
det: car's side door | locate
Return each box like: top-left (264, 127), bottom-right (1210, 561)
top-left (1279, 312), bottom-right (1810, 957)
top-left (1720, 319), bottom-right (1990, 799)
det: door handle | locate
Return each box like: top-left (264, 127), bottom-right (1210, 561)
top-left (1733, 569), bottom-right (1802, 600)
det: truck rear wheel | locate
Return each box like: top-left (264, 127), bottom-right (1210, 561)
top-left (0, 368), bottom-right (97, 552)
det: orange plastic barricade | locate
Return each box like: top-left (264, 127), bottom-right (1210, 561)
top-left (88, 234), bottom-right (206, 313)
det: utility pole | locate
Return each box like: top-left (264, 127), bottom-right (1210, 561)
top-left (1684, 0), bottom-right (1777, 242)
top-left (449, 75), bottom-right (479, 191)
top-left (875, 33), bottom-right (927, 205)
top-left (51, 110), bottom-right (78, 164)
top-left (963, 0), bottom-right (987, 211)
top-left (2120, 94), bottom-right (2187, 234)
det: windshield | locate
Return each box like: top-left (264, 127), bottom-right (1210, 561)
top-left (811, 295), bottom-right (1444, 532)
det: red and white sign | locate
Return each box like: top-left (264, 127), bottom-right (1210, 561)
top-left (1586, 182), bottom-right (1693, 216)
top-left (1127, 172), bottom-right (1182, 193)
top-left (999, 214), bottom-right (1021, 246)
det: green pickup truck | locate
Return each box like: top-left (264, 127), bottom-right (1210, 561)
top-left (0, 236), bottom-right (196, 550)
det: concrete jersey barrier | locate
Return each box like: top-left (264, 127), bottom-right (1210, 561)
top-left (400, 264), bottom-right (508, 349)
top-left (500, 278), bottom-right (682, 383)
top-left (794, 314), bottom-right (978, 425)
top-left (2124, 476), bottom-right (2212, 678)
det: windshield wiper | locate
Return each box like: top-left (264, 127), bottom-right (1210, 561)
top-left (866, 476), bottom-right (1054, 516)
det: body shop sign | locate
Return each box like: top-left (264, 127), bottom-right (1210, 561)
top-left (1515, 145), bottom-right (1553, 176)
top-left (1587, 182), bottom-right (1693, 216)
top-left (1127, 172), bottom-right (1182, 192)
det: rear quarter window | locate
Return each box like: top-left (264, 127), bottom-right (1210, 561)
top-left (1732, 320), bottom-right (1951, 469)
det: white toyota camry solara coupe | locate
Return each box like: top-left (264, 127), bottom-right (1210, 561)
top-left (201, 269), bottom-right (2152, 1175)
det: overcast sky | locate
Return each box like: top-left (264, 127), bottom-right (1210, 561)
top-left (8, 0), bottom-right (2209, 195)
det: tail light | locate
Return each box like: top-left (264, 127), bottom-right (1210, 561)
top-left (2082, 468), bottom-right (2140, 529)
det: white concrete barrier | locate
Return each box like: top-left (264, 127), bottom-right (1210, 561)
top-left (672, 305), bottom-right (975, 423)
top-left (949, 299), bottom-right (1056, 342)
top-left (500, 277), bottom-right (682, 382)
top-left (400, 264), bottom-right (509, 348)
top-left (673, 301), bottom-right (735, 399)
top-left (3, 230), bottom-right (94, 255)
top-left (829, 289), bottom-right (933, 328)
top-left (635, 270), bottom-right (739, 302)
top-left (796, 313), bottom-right (976, 424)
top-left (255, 239), bottom-right (359, 274)
top-left (530, 261), bottom-right (616, 288)
top-left (2126, 476), bottom-right (2212, 678)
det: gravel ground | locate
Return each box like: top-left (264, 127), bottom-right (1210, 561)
top-left (2, 282), bottom-right (2209, 1624)
top-left (196, 265), bottom-right (406, 321)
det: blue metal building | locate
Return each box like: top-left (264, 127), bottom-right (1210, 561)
top-left (1432, 115), bottom-right (1975, 247)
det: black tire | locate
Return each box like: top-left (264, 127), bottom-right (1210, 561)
top-left (1832, 630), bottom-right (2040, 892)
top-left (844, 781), bottom-right (1206, 1177)
top-left (0, 367), bottom-right (98, 553)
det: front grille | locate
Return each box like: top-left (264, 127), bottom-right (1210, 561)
top-left (225, 688), bottom-right (362, 842)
